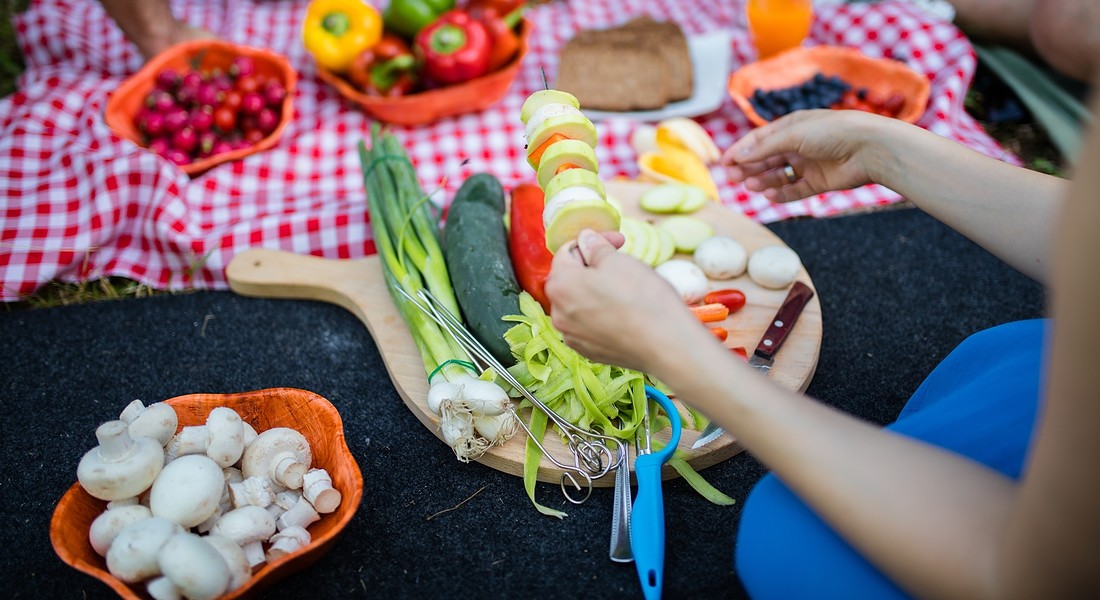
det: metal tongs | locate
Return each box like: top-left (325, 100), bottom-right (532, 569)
top-left (398, 288), bottom-right (627, 504)
top-left (630, 385), bottom-right (682, 600)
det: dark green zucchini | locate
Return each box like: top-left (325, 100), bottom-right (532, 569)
top-left (445, 174), bottom-right (521, 366)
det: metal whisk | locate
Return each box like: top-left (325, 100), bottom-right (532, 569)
top-left (398, 287), bottom-right (626, 504)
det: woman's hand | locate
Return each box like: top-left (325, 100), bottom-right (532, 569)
top-left (544, 230), bottom-right (704, 373)
top-left (724, 109), bottom-right (897, 203)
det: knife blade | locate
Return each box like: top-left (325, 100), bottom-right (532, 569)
top-left (691, 281), bottom-right (815, 450)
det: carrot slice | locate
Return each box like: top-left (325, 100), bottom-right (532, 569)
top-left (690, 303), bottom-right (730, 323)
top-left (709, 326), bottom-right (729, 342)
top-left (555, 163), bottom-right (579, 174)
top-left (527, 132), bottom-right (569, 167)
top-left (730, 346), bottom-right (748, 359)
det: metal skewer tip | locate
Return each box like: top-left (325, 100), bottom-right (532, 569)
top-left (540, 67), bottom-right (549, 90)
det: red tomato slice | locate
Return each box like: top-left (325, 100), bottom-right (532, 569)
top-left (704, 289), bottom-right (747, 314)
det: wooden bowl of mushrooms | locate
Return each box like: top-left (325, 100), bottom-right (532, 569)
top-left (49, 388), bottom-right (363, 600)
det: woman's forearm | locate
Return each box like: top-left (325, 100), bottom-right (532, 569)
top-left (98, 0), bottom-right (182, 58)
top-left (863, 118), bottom-right (1065, 284)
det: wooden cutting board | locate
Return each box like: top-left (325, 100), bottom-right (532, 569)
top-left (226, 180), bottom-right (822, 485)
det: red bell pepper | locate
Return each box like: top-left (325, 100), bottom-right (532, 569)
top-left (414, 9), bottom-right (491, 84)
top-left (468, 5), bottom-right (524, 71)
top-left (509, 182), bottom-right (553, 312)
top-left (348, 33), bottom-right (418, 96)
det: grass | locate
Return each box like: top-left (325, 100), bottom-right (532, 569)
top-left (0, 4), bottom-right (1072, 310)
top-left (0, 1), bottom-right (28, 99)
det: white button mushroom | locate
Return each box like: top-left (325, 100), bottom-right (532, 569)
top-left (77, 420), bottom-right (165, 501)
top-left (654, 259), bottom-right (710, 304)
top-left (747, 245), bottom-right (802, 289)
top-left (203, 534), bottom-right (252, 592)
top-left (105, 516), bottom-right (183, 583)
top-left (241, 427), bottom-right (312, 490)
top-left (266, 526), bottom-right (311, 562)
top-left (301, 468), bottom-right (342, 514)
top-left (693, 235), bottom-right (748, 280)
top-left (156, 533), bottom-right (231, 600)
top-left (210, 505), bottom-right (277, 568)
top-left (119, 400), bottom-right (179, 447)
top-left (88, 504), bottom-right (152, 556)
top-left (149, 454), bottom-right (225, 528)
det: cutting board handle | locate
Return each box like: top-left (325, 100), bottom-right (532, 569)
top-left (226, 248), bottom-right (374, 325)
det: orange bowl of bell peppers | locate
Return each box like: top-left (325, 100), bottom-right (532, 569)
top-left (316, 17), bottom-right (530, 125)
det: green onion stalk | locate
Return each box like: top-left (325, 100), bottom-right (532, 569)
top-left (359, 126), bottom-right (517, 461)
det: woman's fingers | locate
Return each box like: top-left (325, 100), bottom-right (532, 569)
top-left (763, 178), bottom-right (817, 203)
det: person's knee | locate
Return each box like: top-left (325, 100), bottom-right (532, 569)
top-left (1029, 0), bottom-right (1100, 82)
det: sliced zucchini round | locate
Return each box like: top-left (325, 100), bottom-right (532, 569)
top-left (536, 139), bottom-right (599, 189)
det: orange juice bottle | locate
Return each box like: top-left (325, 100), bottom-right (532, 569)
top-left (746, 0), bottom-right (815, 59)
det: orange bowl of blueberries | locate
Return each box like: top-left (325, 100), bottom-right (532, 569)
top-left (728, 45), bottom-right (931, 127)
top-left (105, 40), bottom-right (297, 176)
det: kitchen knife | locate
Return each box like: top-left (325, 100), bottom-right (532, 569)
top-left (690, 281), bottom-right (815, 450)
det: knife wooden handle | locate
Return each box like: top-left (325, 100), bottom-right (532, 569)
top-left (755, 281), bottom-right (815, 360)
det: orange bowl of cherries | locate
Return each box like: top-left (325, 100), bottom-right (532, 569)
top-left (105, 40), bottom-right (297, 176)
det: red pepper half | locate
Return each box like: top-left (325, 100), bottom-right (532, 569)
top-left (414, 9), bottom-right (491, 84)
top-left (348, 33), bottom-right (418, 96)
top-left (509, 182), bottom-right (553, 312)
top-left (469, 5), bottom-right (524, 72)
top-left (465, 0), bottom-right (526, 14)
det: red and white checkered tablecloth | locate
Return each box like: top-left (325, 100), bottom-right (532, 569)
top-left (0, 0), bottom-right (1015, 301)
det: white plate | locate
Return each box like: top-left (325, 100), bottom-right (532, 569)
top-left (580, 30), bottom-right (733, 122)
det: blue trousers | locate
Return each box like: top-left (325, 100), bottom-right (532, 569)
top-left (735, 319), bottom-right (1047, 599)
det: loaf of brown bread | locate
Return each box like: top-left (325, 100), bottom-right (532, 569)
top-left (555, 17), bottom-right (694, 111)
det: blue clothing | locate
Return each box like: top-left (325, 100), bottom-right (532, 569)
top-left (735, 319), bottom-right (1047, 599)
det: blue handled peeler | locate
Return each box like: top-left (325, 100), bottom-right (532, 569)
top-left (630, 385), bottom-right (682, 600)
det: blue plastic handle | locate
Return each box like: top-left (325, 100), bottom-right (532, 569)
top-left (630, 386), bottom-right (682, 600)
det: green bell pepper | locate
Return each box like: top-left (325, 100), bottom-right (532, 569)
top-left (383, 0), bottom-right (456, 39)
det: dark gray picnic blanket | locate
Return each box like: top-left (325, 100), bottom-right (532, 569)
top-left (0, 206), bottom-right (1045, 599)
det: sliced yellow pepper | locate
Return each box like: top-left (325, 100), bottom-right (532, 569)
top-left (638, 145), bottom-right (720, 200)
top-left (302, 0), bottom-right (383, 73)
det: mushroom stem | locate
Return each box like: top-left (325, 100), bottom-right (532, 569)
top-left (146, 576), bottom-right (182, 600)
top-left (267, 526), bottom-right (311, 561)
top-left (241, 541), bottom-right (265, 568)
top-left (272, 452), bottom-right (309, 489)
top-left (277, 496), bottom-right (320, 531)
top-left (97, 421), bottom-right (136, 460)
top-left (302, 468), bottom-right (341, 514)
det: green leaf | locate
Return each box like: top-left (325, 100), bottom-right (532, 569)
top-left (975, 44), bottom-right (1089, 164)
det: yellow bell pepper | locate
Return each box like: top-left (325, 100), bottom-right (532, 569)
top-left (303, 0), bottom-right (383, 73)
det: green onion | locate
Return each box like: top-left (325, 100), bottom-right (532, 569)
top-left (358, 126), bottom-right (470, 384)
